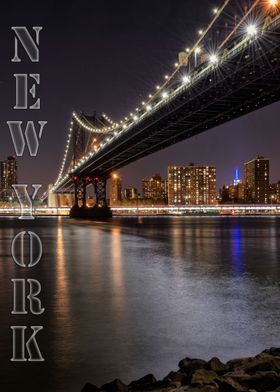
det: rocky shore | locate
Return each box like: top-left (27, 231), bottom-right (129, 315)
top-left (81, 348), bottom-right (280, 392)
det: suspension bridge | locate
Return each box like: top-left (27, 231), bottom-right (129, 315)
top-left (44, 0), bottom-right (280, 218)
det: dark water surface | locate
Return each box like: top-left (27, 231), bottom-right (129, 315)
top-left (0, 216), bottom-right (279, 391)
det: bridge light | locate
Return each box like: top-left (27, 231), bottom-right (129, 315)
top-left (162, 91), bottom-right (169, 99)
top-left (146, 105), bottom-right (152, 111)
top-left (213, 8), bottom-right (218, 14)
top-left (209, 54), bottom-right (219, 64)
top-left (198, 29), bottom-right (203, 35)
top-left (156, 85), bottom-right (160, 90)
top-left (164, 75), bottom-right (169, 80)
top-left (186, 48), bottom-right (190, 53)
top-left (195, 47), bottom-right (202, 54)
top-left (246, 24), bottom-right (257, 36)
top-left (133, 115), bottom-right (138, 121)
top-left (182, 75), bottom-right (191, 84)
top-left (268, 0), bottom-right (278, 6)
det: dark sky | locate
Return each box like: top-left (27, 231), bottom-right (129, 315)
top-left (0, 0), bottom-right (279, 192)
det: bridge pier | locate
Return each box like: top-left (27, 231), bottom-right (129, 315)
top-left (70, 175), bottom-right (112, 219)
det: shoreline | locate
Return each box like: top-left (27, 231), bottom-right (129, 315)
top-left (0, 205), bottom-right (280, 217)
top-left (81, 348), bottom-right (280, 392)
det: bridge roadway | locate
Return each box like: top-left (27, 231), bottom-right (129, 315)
top-left (54, 14), bottom-right (280, 194)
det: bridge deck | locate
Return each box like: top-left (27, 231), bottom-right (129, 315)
top-left (54, 14), bottom-right (280, 193)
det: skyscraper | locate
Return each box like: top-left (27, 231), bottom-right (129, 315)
top-left (220, 167), bottom-right (245, 204)
top-left (109, 174), bottom-right (122, 205)
top-left (168, 165), bottom-right (216, 205)
top-left (233, 167), bottom-right (241, 186)
top-left (124, 187), bottom-right (138, 200)
top-left (269, 182), bottom-right (280, 204)
top-left (142, 173), bottom-right (167, 203)
top-left (0, 156), bottom-right (18, 201)
top-left (244, 156), bottom-right (269, 204)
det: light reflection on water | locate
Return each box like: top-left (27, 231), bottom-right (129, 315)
top-left (0, 216), bottom-right (279, 392)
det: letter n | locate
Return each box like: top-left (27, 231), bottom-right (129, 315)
top-left (11, 27), bottom-right (42, 62)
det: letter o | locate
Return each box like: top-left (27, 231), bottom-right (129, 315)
top-left (11, 231), bottom-right (42, 268)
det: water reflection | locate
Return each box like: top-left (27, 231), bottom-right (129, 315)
top-left (110, 227), bottom-right (125, 304)
top-left (231, 225), bottom-right (244, 276)
top-left (0, 216), bottom-right (279, 392)
top-left (54, 217), bottom-right (73, 365)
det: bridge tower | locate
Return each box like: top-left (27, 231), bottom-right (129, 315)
top-left (69, 113), bottom-right (113, 218)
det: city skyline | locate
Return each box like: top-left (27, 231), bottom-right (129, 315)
top-left (0, 1), bottom-right (280, 193)
top-left (114, 153), bottom-right (278, 190)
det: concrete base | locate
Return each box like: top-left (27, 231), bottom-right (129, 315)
top-left (69, 205), bottom-right (112, 219)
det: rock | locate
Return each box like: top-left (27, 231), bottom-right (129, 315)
top-left (183, 386), bottom-right (219, 392)
top-left (190, 369), bottom-right (217, 386)
top-left (163, 371), bottom-right (188, 387)
top-left (81, 383), bottom-right (100, 392)
top-left (215, 377), bottom-right (248, 392)
top-left (82, 348), bottom-right (280, 392)
top-left (206, 357), bottom-right (229, 374)
top-left (227, 356), bottom-right (258, 371)
top-left (227, 354), bottom-right (280, 375)
top-left (178, 358), bottom-right (207, 376)
top-left (128, 374), bottom-right (159, 390)
top-left (101, 379), bottom-right (128, 392)
top-left (232, 370), bottom-right (280, 391)
top-left (262, 348), bottom-right (280, 357)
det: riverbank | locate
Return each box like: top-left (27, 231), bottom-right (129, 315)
top-left (81, 348), bottom-right (280, 392)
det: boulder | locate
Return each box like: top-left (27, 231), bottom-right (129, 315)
top-left (81, 383), bottom-right (100, 392)
top-left (190, 369), bottom-right (217, 386)
top-left (262, 348), bottom-right (280, 357)
top-left (129, 375), bottom-right (170, 391)
top-left (215, 376), bottom-right (248, 392)
top-left (101, 379), bottom-right (128, 392)
top-left (205, 357), bottom-right (229, 374)
top-left (232, 370), bottom-right (280, 391)
top-left (183, 386), bottom-right (219, 392)
top-left (227, 356), bottom-right (258, 371)
top-left (227, 354), bottom-right (280, 375)
top-left (178, 358), bottom-right (207, 376)
top-left (163, 371), bottom-right (188, 387)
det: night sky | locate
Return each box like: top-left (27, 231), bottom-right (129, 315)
top-left (0, 0), bottom-right (279, 192)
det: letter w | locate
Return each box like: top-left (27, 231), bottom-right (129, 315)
top-left (7, 121), bottom-right (47, 157)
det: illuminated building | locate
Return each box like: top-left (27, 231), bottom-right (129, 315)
top-left (244, 156), bottom-right (269, 204)
top-left (142, 173), bottom-right (167, 203)
top-left (124, 187), bottom-right (138, 200)
top-left (168, 164), bottom-right (216, 205)
top-left (109, 174), bottom-right (122, 205)
top-left (270, 182), bottom-right (280, 204)
top-left (0, 156), bottom-right (18, 201)
top-left (220, 168), bottom-right (245, 204)
top-left (233, 167), bottom-right (241, 186)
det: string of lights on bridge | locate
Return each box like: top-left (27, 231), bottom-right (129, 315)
top-left (48, 0), bottom-right (279, 195)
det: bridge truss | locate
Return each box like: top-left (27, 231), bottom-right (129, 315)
top-left (44, 0), bottom-right (280, 215)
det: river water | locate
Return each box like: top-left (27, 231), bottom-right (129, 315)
top-left (0, 216), bottom-right (279, 391)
